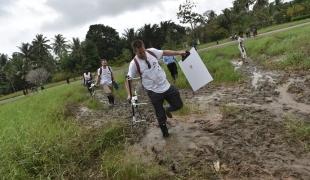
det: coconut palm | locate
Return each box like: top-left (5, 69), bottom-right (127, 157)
top-left (31, 34), bottom-right (51, 68)
top-left (52, 34), bottom-right (69, 59)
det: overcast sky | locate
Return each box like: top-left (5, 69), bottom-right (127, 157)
top-left (0, 0), bottom-right (235, 55)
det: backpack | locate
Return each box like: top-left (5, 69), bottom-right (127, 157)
top-left (99, 66), bottom-right (114, 81)
top-left (133, 49), bottom-right (157, 76)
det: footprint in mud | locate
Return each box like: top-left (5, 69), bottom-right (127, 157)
top-left (132, 109), bottom-right (224, 178)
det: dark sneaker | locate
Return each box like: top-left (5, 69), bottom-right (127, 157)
top-left (160, 124), bottom-right (169, 138)
top-left (165, 109), bottom-right (173, 118)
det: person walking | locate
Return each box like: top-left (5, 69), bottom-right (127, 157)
top-left (163, 55), bottom-right (178, 82)
top-left (83, 70), bottom-right (93, 95)
top-left (96, 59), bottom-right (115, 105)
top-left (238, 32), bottom-right (247, 63)
top-left (125, 40), bottom-right (187, 138)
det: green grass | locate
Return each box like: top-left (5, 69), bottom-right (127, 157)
top-left (197, 18), bottom-right (310, 51)
top-left (0, 81), bottom-right (124, 179)
top-left (246, 24), bottom-right (310, 70)
top-left (285, 115), bottom-right (310, 151)
top-left (0, 78), bottom-right (82, 102)
top-left (0, 80), bottom-right (173, 179)
top-left (259, 18), bottom-right (310, 34)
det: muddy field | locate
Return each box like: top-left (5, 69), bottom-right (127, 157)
top-left (75, 59), bottom-right (310, 179)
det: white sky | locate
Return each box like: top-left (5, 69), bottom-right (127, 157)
top-left (0, 0), bottom-right (235, 55)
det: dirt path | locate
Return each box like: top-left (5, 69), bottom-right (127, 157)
top-left (72, 53), bottom-right (310, 179)
top-left (126, 59), bottom-right (310, 179)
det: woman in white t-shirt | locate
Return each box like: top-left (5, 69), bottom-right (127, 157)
top-left (96, 59), bottom-right (115, 105)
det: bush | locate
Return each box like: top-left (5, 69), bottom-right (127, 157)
top-left (291, 14), bottom-right (310, 21)
top-left (51, 72), bottom-right (74, 82)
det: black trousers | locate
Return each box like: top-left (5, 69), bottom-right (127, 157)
top-left (147, 86), bottom-right (183, 126)
top-left (86, 80), bottom-right (92, 94)
top-left (167, 62), bottom-right (178, 80)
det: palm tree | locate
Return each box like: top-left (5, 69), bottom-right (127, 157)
top-left (52, 34), bottom-right (69, 59)
top-left (18, 43), bottom-right (32, 67)
top-left (70, 37), bottom-right (83, 71)
top-left (71, 38), bottom-right (81, 52)
top-left (16, 43), bottom-right (33, 85)
top-left (31, 34), bottom-right (51, 68)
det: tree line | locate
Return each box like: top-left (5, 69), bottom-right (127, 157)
top-left (0, 0), bottom-right (309, 95)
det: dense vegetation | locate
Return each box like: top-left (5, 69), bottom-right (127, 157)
top-left (0, 0), bottom-right (309, 96)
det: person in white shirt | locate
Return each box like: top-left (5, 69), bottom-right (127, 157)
top-left (238, 31), bottom-right (247, 63)
top-left (125, 40), bottom-right (187, 138)
top-left (96, 59), bottom-right (115, 105)
top-left (83, 71), bottom-right (93, 94)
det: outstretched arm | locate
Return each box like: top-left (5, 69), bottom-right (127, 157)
top-left (163, 50), bottom-right (187, 57)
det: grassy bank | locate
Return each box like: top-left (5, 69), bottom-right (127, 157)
top-left (198, 18), bottom-right (310, 50)
top-left (0, 80), bottom-right (171, 179)
top-left (0, 82), bottom-right (88, 178)
top-left (246, 24), bottom-right (310, 70)
top-left (197, 23), bottom-right (310, 72)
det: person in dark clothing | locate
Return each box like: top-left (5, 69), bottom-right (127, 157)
top-left (163, 56), bottom-right (178, 81)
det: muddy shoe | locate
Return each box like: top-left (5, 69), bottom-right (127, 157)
top-left (160, 124), bottom-right (169, 138)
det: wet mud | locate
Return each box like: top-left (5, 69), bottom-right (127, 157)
top-left (74, 58), bottom-right (310, 179)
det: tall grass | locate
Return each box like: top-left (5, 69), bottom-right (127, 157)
top-left (0, 82), bottom-right (123, 178)
top-left (246, 25), bottom-right (310, 70)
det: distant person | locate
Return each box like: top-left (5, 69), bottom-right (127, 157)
top-left (246, 29), bottom-right (251, 38)
top-left (125, 40), bottom-right (187, 138)
top-left (96, 59), bottom-right (115, 105)
top-left (83, 71), bottom-right (93, 94)
top-left (238, 31), bottom-right (247, 63)
top-left (163, 55), bottom-right (178, 82)
top-left (252, 27), bottom-right (258, 37)
top-left (66, 77), bottom-right (70, 84)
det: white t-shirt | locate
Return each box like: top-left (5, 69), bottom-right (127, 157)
top-left (127, 48), bottom-right (170, 93)
top-left (83, 72), bottom-right (91, 81)
top-left (238, 37), bottom-right (245, 50)
top-left (97, 66), bottom-right (113, 85)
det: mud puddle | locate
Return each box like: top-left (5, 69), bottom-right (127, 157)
top-left (251, 67), bottom-right (276, 89)
top-left (276, 78), bottom-right (310, 114)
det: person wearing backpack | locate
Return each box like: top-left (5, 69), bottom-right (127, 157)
top-left (83, 70), bottom-right (93, 94)
top-left (96, 59), bottom-right (115, 105)
top-left (125, 40), bottom-right (187, 138)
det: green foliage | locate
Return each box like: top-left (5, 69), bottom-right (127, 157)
top-left (82, 40), bottom-right (100, 72)
top-left (51, 72), bottom-right (74, 82)
top-left (86, 24), bottom-right (122, 60)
